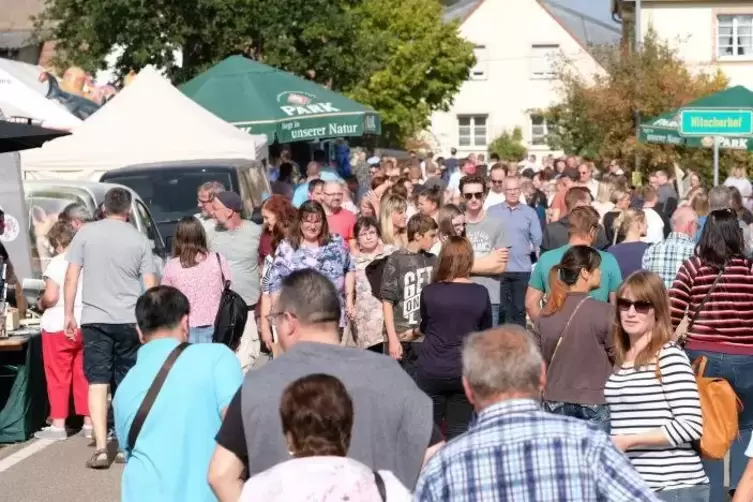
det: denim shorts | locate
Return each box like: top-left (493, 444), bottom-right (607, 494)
top-left (189, 325), bottom-right (214, 344)
top-left (542, 401), bottom-right (611, 434)
top-left (82, 323), bottom-right (140, 386)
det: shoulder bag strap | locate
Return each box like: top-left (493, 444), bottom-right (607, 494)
top-left (126, 342), bottom-right (190, 453)
top-left (687, 264), bottom-right (726, 332)
top-left (549, 296), bottom-right (589, 368)
top-left (215, 252), bottom-right (227, 289)
top-left (373, 470), bottom-right (387, 501)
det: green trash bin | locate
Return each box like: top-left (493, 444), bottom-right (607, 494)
top-left (0, 331), bottom-right (49, 443)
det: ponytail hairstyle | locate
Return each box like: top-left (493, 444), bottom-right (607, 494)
top-left (612, 208), bottom-right (646, 245)
top-left (541, 245), bottom-right (602, 316)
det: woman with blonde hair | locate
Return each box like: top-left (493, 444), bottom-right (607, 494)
top-left (605, 271), bottom-right (708, 500)
top-left (602, 188), bottom-right (632, 245)
top-left (592, 180), bottom-right (616, 219)
top-left (429, 204), bottom-right (465, 255)
top-left (379, 195), bottom-right (408, 249)
top-left (608, 208), bottom-right (650, 278)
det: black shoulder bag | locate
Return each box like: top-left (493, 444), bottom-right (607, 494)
top-left (373, 470), bottom-right (387, 501)
top-left (126, 343), bottom-right (190, 454)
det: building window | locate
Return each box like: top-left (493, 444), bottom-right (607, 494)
top-left (530, 44), bottom-right (559, 79)
top-left (718, 15), bottom-right (753, 58)
top-left (0, 48), bottom-right (20, 60)
top-left (470, 45), bottom-right (487, 80)
top-left (530, 114), bottom-right (549, 146)
top-left (458, 115), bottom-right (487, 147)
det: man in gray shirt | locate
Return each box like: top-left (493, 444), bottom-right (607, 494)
top-left (64, 187), bottom-right (156, 469)
top-left (208, 270), bottom-right (440, 502)
top-left (460, 175), bottom-right (509, 327)
top-left (208, 191), bottom-right (262, 371)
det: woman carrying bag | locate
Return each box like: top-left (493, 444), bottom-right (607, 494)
top-left (533, 245), bottom-right (615, 432)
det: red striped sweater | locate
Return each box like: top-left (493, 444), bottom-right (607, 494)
top-left (669, 256), bottom-right (753, 355)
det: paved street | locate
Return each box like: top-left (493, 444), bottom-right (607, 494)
top-left (0, 436), bottom-right (121, 501)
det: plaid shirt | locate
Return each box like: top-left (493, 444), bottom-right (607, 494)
top-left (641, 232), bottom-right (696, 289)
top-left (414, 399), bottom-right (659, 502)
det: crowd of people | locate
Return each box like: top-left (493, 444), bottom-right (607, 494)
top-left (25, 146), bottom-right (753, 502)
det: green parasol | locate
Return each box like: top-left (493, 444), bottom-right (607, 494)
top-left (181, 55), bottom-right (381, 143)
top-left (639, 86), bottom-right (753, 152)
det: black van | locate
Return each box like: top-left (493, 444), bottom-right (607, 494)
top-left (100, 158), bottom-right (270, 244)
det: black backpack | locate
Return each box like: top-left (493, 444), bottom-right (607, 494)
top-left (212, 253), bottom-right (248, 351)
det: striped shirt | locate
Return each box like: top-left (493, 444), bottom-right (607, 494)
top-left (669, 255), bottom-right (753, 354)
top-left (604, 343), bottom-right (707, 490)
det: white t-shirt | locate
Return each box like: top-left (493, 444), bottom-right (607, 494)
top-left (643, 207), bottom-right (665, 244)
top-left (41, 254), bottom-right (83, 332)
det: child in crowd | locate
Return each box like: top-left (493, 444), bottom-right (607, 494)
top-left (381, 214), bottom-right (438, 374)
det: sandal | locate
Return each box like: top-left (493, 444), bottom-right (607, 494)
top-left (85, 449), bottom-right (110, 470)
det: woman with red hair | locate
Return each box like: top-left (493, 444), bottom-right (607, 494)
top-left (259, 196), bottom-right (297, 352)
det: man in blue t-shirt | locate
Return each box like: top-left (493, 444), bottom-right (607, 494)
top-left (525, 206), bottom-right (622, 322)
top-left (114, 286), bottom-right (242, 501)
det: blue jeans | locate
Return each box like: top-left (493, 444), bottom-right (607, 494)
top-left (542, 401), bottom-right (610, 434)
top-left (655, 485), bottom-right (710, 502)
top-left (490, 304), bottom-right (500, 328)
top-left (499, 272), bottom-right (530, 327)
top-left (189, 325), bottom-right (214, 344)
top-left (686, 349), bottom-right (753, 502)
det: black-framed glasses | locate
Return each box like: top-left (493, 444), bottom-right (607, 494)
top-left (463, 192), bottom-right (484, 201)
top-left (491, 179), bottom-right (505, 186)
top-left (616, 298), bottom-right (653, 314)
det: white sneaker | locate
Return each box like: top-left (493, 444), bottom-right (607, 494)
top-left (34, 426), bottom-right (67, 441)
top-left (80, 425), bottom-right (93, 439)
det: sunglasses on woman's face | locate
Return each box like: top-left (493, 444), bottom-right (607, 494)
top-left (617, 298), bottom-right (653, 314)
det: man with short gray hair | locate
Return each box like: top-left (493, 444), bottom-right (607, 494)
top-left (694, 185), bottom-right (753, 255)
top-left (415, 325), bottom-right (659, 501)
top-left (196, 181), bottom-right (226, 231)
top-left (59, 203), bottom-right (94, 231)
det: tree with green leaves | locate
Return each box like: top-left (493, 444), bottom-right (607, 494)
top-left (544, 29), bottom-right (748, 182)
top-left (35, 0), bottom-right (474, 146)
top-left (348, 0), bottom-right (475, 145)
top-left (488, 128), bottom-right (527, 162)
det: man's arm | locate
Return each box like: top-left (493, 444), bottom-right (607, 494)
top-left (63, 263), bottom-right (81, 320)
top-left (471, 250), bottom-right (508, 275)
top-left (525, 287), bottom-right (544, 322)
top-left (208, 445), bottom-right (245, 502)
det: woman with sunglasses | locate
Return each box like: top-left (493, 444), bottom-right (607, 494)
top-left (670, 208), bottom-right (753, 501)
top-left (267, 201), bottom-right (355, 335)
top-left (534, 245), bottom-right (614, 433)
top-left (429, 204), bottom-right (465, 255)
top-left (605, 271), bottom-right (708, 501)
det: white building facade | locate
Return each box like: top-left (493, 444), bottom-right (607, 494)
top-left (430, 0), bottom-right (620, 160)
top-left (618, 0), bottom-right (753, 88)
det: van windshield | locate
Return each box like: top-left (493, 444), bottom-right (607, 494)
top-left (102, 168), bottom-right (234, 224)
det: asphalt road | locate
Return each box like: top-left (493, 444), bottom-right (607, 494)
top-left (0, 435), bottom-right (121, 501)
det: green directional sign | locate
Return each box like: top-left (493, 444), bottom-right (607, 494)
top-left (679, 108), bottom-right (753, 137)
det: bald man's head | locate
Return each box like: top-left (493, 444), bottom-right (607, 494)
top-left (671, 206), bottom-right (697, 236)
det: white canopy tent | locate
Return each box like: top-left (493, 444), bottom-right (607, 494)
top-left (0, 62), bottom-right (81, 130)
top-left (22, 66), bottom-right (268, 181)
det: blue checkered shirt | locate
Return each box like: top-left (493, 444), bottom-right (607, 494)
top-left (414, 399), bottom-right (659, 502)
top-left (641, 232), bottom-right (696, 289)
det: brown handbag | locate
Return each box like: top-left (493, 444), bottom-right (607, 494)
top-left (691, 355), bottom-right (742, 460)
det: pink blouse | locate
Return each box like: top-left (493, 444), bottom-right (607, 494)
top-left (161, 253), bottom-right (231, 327)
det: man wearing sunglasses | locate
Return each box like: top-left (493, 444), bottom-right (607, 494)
top-left (526, 206), bottom-right (622, 322)
top-left (461, 175), bottom-right (510, 327)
